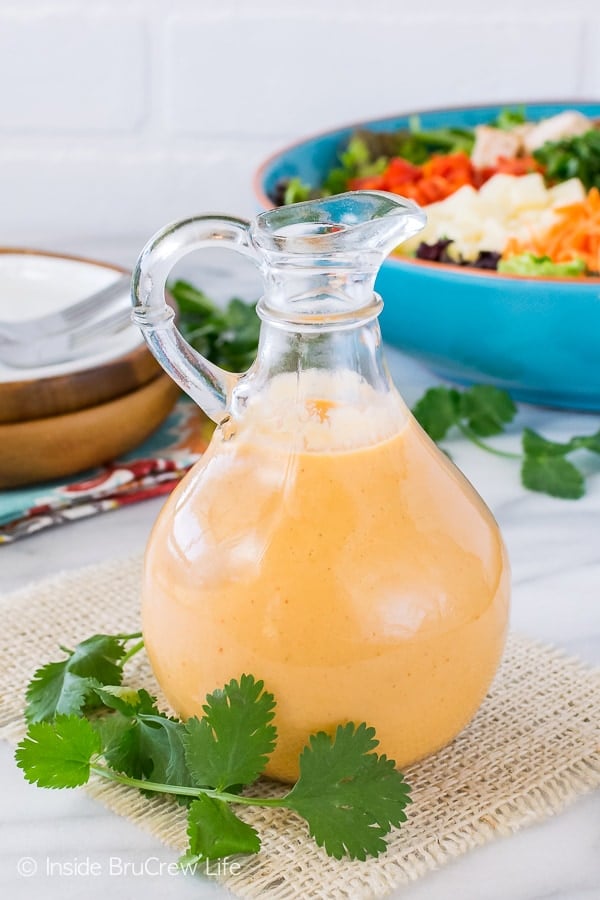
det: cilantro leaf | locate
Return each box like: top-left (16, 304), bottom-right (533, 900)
top-left (94, 712), bottom-right (143, 769)
top-left (15, 716), bottom-right (100, 788)
top-left (96, 690), bottom-right (194, 789)
top-left (169, 281), bottom-right (259, 373)
top-left (570, 429), bottom-right (600, 454)
top-left (521, 428), bottom-right (587, 498)
top-left (284, 722), bottom-right (411, 861)
top-left (181, 795), bottom-right (260, 864)
top-left (136, 715), bottom-right (192, 788)
top-left (412, 386), bottom-right (461, 440)
top-left (25, 634), bottom-right (129, 723)
top-left (522, 428), bottom-right (572, 457)
top-left (459, 385), bottom-right (517, 437)
top-left (68, 635), bottom-right (127, 683)
top-left (183, 675), bottom-right (276, 791)
top-left (18, 649), bottom-right (415, 864)
top-left (217, 298), bottom-right (261, 372)
top-left (521, 455), bottom-right (585, 499)
top-left (25, 665), bottom-right (94, 723)
top-left (91, 684), bottom-right (148, 715)
top-left (95, 688), bottom-right (158, 778)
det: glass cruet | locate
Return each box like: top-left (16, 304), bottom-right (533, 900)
top-left (132, 191), bottom-right (510, 783)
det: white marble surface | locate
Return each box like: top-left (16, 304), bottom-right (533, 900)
top-left (1, 240), bottom-right (599, 899)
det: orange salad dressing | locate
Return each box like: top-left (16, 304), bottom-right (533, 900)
top-left (142, 375), bottom-right (510, 782)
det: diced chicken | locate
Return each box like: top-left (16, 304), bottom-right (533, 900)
top-left (523, 111), bottom-right (592, 152)
top-left (470, 125), bottom-right (522, 168)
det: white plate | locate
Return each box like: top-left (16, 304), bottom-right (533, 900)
top-left (0, 251), bottom-right (144, 383)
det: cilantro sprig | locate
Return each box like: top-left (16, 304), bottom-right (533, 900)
top-left (25, 632), bottom-right (143, 723)
top-left (412, 384), bottom-right (600, 499)
top-left (169, 280), bottom-right (260, 373)
top-left (16, 635), bottom-right (411, 864)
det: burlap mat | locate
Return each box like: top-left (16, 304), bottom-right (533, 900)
top-left (1, 556), bottom-right (599, 899)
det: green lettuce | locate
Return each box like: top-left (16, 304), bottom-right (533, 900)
top-left (498, 253), bottom-right (587, 277)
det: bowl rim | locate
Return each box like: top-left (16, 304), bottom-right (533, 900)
top-left (0, 247), bottom-right (159, 425)
top-left (253, 98), bottom-right (600, 286)
top-left (0, 246), bottom-right (135, 383)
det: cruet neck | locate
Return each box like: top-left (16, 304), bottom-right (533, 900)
top-left (131, 191), bottom-right (425, 426)
top-left (250, 191), bottom-right (425, 320)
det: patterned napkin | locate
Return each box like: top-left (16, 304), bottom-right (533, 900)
top-left (0, 400), bottom-right (213, 543)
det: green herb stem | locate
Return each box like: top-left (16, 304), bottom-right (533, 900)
top-left (120, 639), bottom-right (145, 666)
top-left (89, 763), bottom-right (286, 808)
top-left (457, 423), bottom-right (522, 460)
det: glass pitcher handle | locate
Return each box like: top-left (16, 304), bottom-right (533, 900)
top-left (131, 215), bottom-right (258, 424)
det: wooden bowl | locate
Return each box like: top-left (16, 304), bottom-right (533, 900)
top-left (0, 248), bottom-right (161, 424)
top-left (0, 374), bottom-right (181, 489)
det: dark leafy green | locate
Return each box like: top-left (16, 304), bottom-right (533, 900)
top-left (399, 116), bottom-right (475, 162)
top-left (170, 281), bottom-right (260, 373)
top-left (534, 129), bottom-right (600, 191)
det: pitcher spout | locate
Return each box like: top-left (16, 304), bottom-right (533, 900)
top-left (251, 191), bottom-right (426, 263)
top-left (250, 192), bottom-right (426, 317)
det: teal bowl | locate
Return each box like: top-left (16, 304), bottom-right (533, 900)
top-left (254, 102), bottom-right (600, 410)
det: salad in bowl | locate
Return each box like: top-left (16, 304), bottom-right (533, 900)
top-left (268, 106), bottom-right (600, 279)
top-left (255, 103), bottom-right (600, 409)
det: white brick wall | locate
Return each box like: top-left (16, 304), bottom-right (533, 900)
top-left (0, 0), bottom-right (599, 256)
top-left (166, 13), bottom-right (584, 137)
top-left (0, 9), bottom-right (147, 132)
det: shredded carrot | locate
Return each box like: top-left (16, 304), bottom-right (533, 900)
top-left (502, 188), bottom-right (600, 273)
